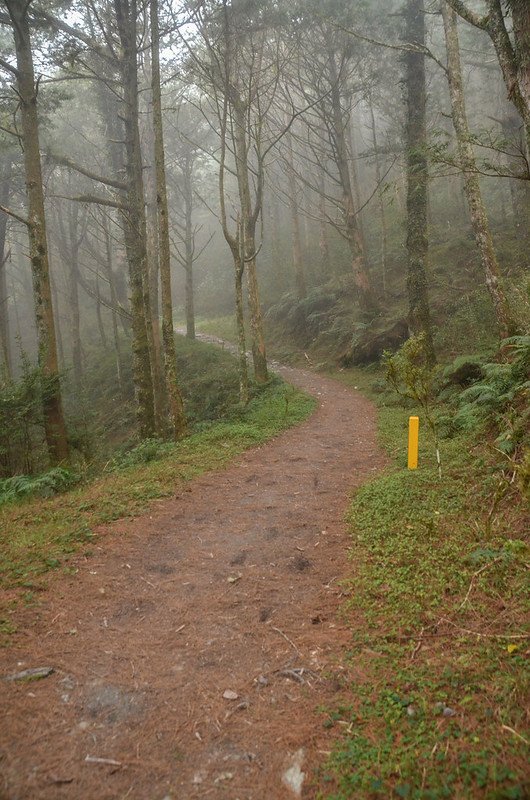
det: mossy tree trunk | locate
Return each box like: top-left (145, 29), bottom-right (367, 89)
top-left (114, 0), bottom-right (157, 438)
top-left (67, 204), bottom-right (83, 389)
top-left (150, 0), bottom-right (187, 439)
top-left (0, 155), bottom-right (13, 378)
top-left (404, 0), bottom-right (436, 366)
top-left (232, 97), bottom-right (268, 384)
top-left (6, 0), bottom-right (69, 463)
top-left (101, 212), bottom-right (123, 388)
top-left (441, 2), bottom-right (515, 340)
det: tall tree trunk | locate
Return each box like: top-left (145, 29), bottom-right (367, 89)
top-left (0, 156), bottom-right (13, 378)
top-left (94, 270), bottom-right (107, 347)
top-left (317, 170), bottom-right (331, 278)
top-left (487, 0), bottom-right (530, 156)
top-left (446, 1), bottom-right (530, 155)
top-left (285, 132), bottom-right (306, 300)
top-left (233, 99), bottom-right (268, 384)
top-left (50, 276), bottom-right (64, 369)
top-left (150, 0), bottom-right (186, 438)
top-left (347, 111), bottom-right (368, 264)
top-left (95, 87), bottom-right (130, 350)
top-left (441, 3), bottom-right (514, 339)
top-left (367, 95), bottom-right (389, 296)
top-left (7, 0), bottom-right (69, 462)
top-left (114, 0), bottom-right (156, 438)
top-left (328, 52), bottom-right (377, 314)
top-left (235, 236), bottom-right (249, 404)
top-left (101, 212), bottom-right (123, 387)
top-left (511, 0), bottom-right (530, 154)
top-left (67, 204), bottom-right (83, 389)
top-left (219, 93), bottom-right (249, 403)
top-left (268, 187), bottom-right (285, 296)
top-left (500, 108), bottom-right (530, 249)
top-left (141, 71), bottom-right (165, 433)
top-left (182, 154), bottom-right (196, 340)
top-left (404, 0), bottom-right (435, 365)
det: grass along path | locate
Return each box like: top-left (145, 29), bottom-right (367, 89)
top-left (0, 379), bottom-right (315, 642)
top-left (317, 367), bottom-right (529, 800)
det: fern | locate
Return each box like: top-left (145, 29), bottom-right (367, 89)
top-left (453, 336), bottom-right (530, 454)
top-left (0, 467), bottom-right (77, 506)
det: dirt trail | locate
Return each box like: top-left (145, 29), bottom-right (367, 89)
top-left (0, 363), bottom-right (385, 800)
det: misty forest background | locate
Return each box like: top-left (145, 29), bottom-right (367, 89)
top-left (0, 0), bottom-right (528, 483)
top-left (1, 3), bottom-right (529, 795)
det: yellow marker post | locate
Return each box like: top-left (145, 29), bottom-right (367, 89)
top-left (408, 416), bottom-right (419, 470)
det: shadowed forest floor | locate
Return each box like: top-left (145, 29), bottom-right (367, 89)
top-left (0, 365), bottom-right (385, 799)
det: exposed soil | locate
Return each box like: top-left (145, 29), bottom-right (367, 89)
top-left (0, 362), bottom-right (385, 800)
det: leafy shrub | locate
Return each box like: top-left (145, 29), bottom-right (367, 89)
top-left (108, 438), bottom-right (175, 470)
top-left (175, 337), bottom-right (241, 423)
top-left (0, 358), bottom-right (54, 477)
top-left (384, 334), bottom-right (443, 476)
top-left (0, 467), bottom-right (77, 506)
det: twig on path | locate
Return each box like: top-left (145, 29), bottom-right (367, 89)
top-left (139, 576), bottom-right (157, 589)
top-left (438, 617), bottom-right (529, 640)
top-left (85, 756), bottom-right (122, 767)
top-left (274, 667), bottom-right (319, 685)
top-left (30, 721), bottom-right (70, 745)
top-left (458, 557), bottom-right (504, 611)
top-left (410, 627), bottom-right (425, 661)
top-left (271, 626), bottom-right (301, 656)
top-left (501, 725), bottom-right (529, 746)
top-left (224, 700), bottom-right (249, 720)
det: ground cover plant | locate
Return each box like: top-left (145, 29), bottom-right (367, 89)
top-left (316, 350), bottom-right (529, 799)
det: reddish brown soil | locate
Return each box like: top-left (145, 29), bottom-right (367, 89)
top-left (0, 365), bottom-right (385, 800)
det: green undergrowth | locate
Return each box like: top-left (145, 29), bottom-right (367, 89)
top-left (0, 376), bottom-right (315, 642)
top-left (195, 314), bottom-right (240, 344)
top-left (318, 368), bottom-right (529, 799)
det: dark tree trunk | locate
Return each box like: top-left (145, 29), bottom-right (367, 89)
top-left (404, 0), bottom-right (436, 365)
top-left (7, 0), bottom-right (69, 462)
top-left (286, 132), bottom-right (307, 300)
top-left (317, 170), bottom-right (331, 278)
top-left (0, 156), bottom-right (13, 377)
top-left (181, 154), bottom-right (196, 340)
top-left (101, 212), bottom-right (123, 387)
top-left (94, 270), bottom-right (107, 348)
top-left (150, 0), bottom-right (187, 438)
top-left (114, 0), bottom-right (157, 437)
top-left (67, 204), bottom-right (83, 389)
top-left (232, 98), bottom-right (268, 384)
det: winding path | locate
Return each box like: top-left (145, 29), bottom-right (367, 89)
top-left (0, 362), bottom-right (385, 800)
